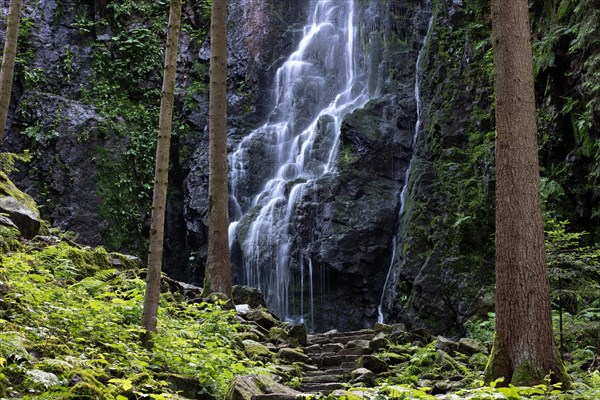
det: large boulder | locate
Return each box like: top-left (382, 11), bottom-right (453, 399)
top-left (0, 172), bottom-right (42, 239)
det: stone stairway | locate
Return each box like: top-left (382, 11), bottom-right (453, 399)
top-left (300, 329), bottom-right (376, 395)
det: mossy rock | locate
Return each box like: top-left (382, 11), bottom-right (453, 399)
top-left (0, 174), bottom-right (43, 239)
top-left (108, 252), bottom-right (142, 270)
top-left (245, 307), bottom-right (279, 330)
top-left (242, 339), bottom-right (271, 359)
top-left (277, 347), bottom-right (309, 364)
top-left (235, 331), bottom-right (260, 342)
top-left (268, 326), bottom-right (288, 344)
top-left (69, 381), bottom-right (107, 398)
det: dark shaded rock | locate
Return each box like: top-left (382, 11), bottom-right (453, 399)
top-left (369, 332), bottom-right (389, 352)
top-left (351, 368), bottom-right (375, 387)
top-left (233, 285), bottom-right (267, 309)
top-left (268, 327), bottom-right (288, 344)
top-left (374, 322), bottom-right (407, 335)
top-left (287, 323), bottom-right (308, 347)
top-left (245, 307), bottom-right (280, 330)
top-left (435, 336), bottom-right (459, 353)
top-left (358, 355), bottom-right (388, 374)
top-left (458, 338), bottom-right (488, 356)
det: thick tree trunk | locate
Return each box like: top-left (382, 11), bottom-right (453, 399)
top-left (203, 0), bottom-right (232, 298)
top-left (485, 0), bottom-right (568, 386)
top-left (0, 0), bottom-right (22, 146)
top-left (141, 0), bottom-right (182, 333)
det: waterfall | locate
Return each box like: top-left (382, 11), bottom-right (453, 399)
top-left (377, 5), bottom-right (434, 324)
top-left (229, 0), bottom-right (369, 328)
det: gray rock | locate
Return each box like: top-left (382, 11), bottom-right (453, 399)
top-left (232, 285), bottom-right (267, 309)
top-left (351, 367), bottom-right (375, 387)
top-left (0, 196), bottom-right (41, 239)
top-left (358, 355), bottom-right (388, 373)
top-left (226, 374), bottom-right (300, 400)
top-left (244, 307), bottom-right (279, 330)
top-left (277, 347), bottom-right (309, 364)
top-left (242, 340), bottom-right (271, 359)
top-left (435, 336), bottom-right (459, 353)
top-left (287, 323), bottom-right (307, 347)
top-left (369, 332), bottom-right (389, 352)
top-left (458, 337), bottom-right (488, 355)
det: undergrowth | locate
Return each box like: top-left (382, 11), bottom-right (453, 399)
top-left (0, 239), bottom-right (252, 399)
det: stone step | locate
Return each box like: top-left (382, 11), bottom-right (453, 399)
top-left (314, 354), bottom-right (362, 368)
top-left (302, 374), bottom-right (342, 383)
top-left (308, 333), bottom-right (375, 345)
top-left (304, 367), bottom-right (354, 377)
top-left (301, 382), bottom-right (344, 394)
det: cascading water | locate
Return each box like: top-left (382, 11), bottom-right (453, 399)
top-left (229, 0), bottom-right (370, 328)
top-left (377, 4), bottom-right (434, 324)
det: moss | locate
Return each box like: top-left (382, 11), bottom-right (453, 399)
top-left (108, 252), bottom-right (142, 270)
top-left (0, 372), bottom-right (8, 397)
top-left (69, 381), bottom-right (107, 398)
top-left (242, 340), bottom-right (271, 359)
top-left (0, 172), bottom-right (40, 214)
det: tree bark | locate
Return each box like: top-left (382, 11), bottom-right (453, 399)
top-left (0, 0), bottom-right (22, 146)
top-left (485, 0), bottom-right (568, 386)
top-left (141, 0), bottom-right (182, 333)
top-left (203, 0), bottom-right (232, 298)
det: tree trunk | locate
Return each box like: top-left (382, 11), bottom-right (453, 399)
top-left (203, 0), bottom-right (232, 298)
top-left (141, 0), bottom-right (182, 333)
top-left (485, 0), bottom-right (569, 386)
top-left (0, 0), bottom-right (22, 146)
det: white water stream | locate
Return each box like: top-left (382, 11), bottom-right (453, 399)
top-left (229, 0), bottom-right (370, 326)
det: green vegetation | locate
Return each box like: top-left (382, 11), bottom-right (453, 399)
top-left (0, 236), bottom-right (254, 398)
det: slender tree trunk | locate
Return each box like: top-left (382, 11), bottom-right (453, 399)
top-left (485, 0), bottom-right (568, 386)
top-left (141, 0), bottom-right (182, 333)
top-left (0, 0), bottom-right (22, 146)
top-left (203, 0), bottom-right (232, 298)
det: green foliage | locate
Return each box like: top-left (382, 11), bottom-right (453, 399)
top-left (0, 238), bottom-right (253, 399)
top-left (465, 312), bottom-right (496, 347)
top-left (0, 151), bottom-right (31, 175)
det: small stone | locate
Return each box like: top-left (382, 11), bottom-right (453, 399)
top-left (245, 307), bottom-right (279, 330)
top-left (268, 326), bottom-right (288, 344)
top-left (458, 337), bottom-right (488, 355)
top-left (322, 343), bottom-right (344, 353)
top-left (236, 304), bottom-right (251, 314)
top-left (287, 323), bottom-right (307, 346)
top-left (351, 367), bottom-right (375, 387)
top-left (358, 355), bottom-right (388, 373)
top-left (232, 285), bottom-right (267, 309)
top-left (277, 347), bottom-right (309, 363)
top-left (369, 332), bottom-right (389, 352)
top-left (242, 340), bottom-right (271, 359)
top-left (435, 336), bottom-right (458, 353)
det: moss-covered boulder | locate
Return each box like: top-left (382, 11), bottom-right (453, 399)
top-left (277, 347), bottom-right (309, 364)
top-left (0, 172), bottom-right (42, 239)
top-left (242, 339), bottom-right (272, 360)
